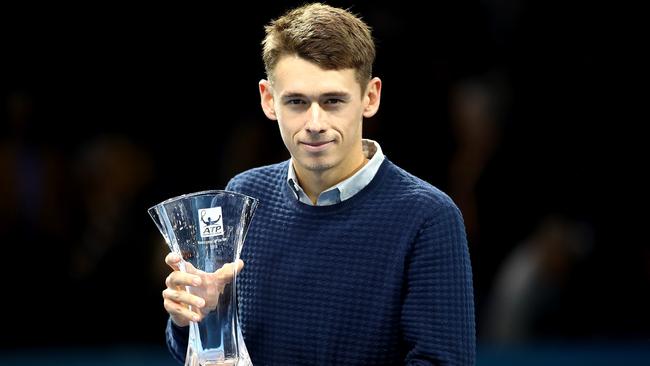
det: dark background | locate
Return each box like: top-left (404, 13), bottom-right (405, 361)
top-left (1, 0), bottom-right (646, 364)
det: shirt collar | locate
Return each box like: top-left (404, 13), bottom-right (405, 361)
top-left (287, 139), bottom-right (385, 206)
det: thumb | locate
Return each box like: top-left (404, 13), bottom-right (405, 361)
top-left (215, 260), bottom-right (245, 280)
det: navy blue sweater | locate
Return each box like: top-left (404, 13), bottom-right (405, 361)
top-left (167, 159), bottom-right (475, 365)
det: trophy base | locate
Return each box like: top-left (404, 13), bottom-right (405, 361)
top-left (186, 347), bottom-right (238, 366)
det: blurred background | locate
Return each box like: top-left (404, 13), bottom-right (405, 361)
top-left (1, 1), bottom-right (645, 365)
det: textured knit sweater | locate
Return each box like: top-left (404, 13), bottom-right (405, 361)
top-left (167, 158), bottom-right (476, 365)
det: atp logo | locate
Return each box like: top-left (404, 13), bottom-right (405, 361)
top-left (198, 207), bottom-right (224, 238)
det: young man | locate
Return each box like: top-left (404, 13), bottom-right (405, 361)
top-left (162, 3), bottom-right (475, 364)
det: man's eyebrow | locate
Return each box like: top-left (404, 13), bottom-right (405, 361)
top-left (280, 91), bottom-right (351, 99)
top-left (321, 92), bottom-right (351, 99)
top-left (280, 92), bottom-right (307, 99)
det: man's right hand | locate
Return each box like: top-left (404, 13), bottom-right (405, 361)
top-left (162, 252), bottom-right (244, 327)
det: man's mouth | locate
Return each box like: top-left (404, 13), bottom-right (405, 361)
top-left (300, 140), bottom-right (334, 152)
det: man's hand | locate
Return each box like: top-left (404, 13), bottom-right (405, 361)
top-left (162, 252), bottom-right (244, 327)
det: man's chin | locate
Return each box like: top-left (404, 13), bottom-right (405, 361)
top-left (304, 162), bottom-right (334, 172)
top-left (296, 158), bottom-right (335, 172)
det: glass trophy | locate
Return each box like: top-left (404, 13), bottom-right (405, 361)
top-left (149, 190), bottom-right (258, 366)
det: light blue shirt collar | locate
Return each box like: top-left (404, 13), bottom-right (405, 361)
top-left (287, 139), bottom-right (385, 206)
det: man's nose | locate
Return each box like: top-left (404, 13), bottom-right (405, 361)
top-left (305, 102), bottom-right (326, 133)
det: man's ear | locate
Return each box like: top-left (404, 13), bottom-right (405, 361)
top-left (362, 77), bottom-right (382, 118)
top-left (259, 79), bottom-right (277, 121)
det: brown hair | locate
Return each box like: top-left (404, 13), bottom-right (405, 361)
top-left (262, 3), bottom-right (375, 90)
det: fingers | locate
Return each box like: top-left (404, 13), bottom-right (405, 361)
top-left (165, 252), bottom-right (182, 270)
top-left (163, 296), bottom-right (204, 326)
top-left (163, 288), bottom-right (206, 309)
top-left (166, 270), bottom-right (202, 289)
top-left (183, 261), bottom-right (200, 275)
top-left (162, 258), bottom-right (244, 326)
top-left (163, 269), bottom-right (206, 326)
top-left (165, 252), bottom-right (202, 275)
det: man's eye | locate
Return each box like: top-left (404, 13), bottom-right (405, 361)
top-left (324, 98), bottom-right (343, 104)
top-left (287, 99), bottom-right (306, 105)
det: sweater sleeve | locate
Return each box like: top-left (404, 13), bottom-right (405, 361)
top-left (402, 200), bottom-right (476, 365)
top-left (225, 175), bottom-right (241, 192)
top-left (166, 318), bottom-right (189, 364)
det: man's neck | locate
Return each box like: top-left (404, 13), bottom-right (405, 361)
top-left (294, 155), bottom-right (369, 205)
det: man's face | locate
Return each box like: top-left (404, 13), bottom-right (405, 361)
top-left (261, 56), bottom-right (370, 179)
